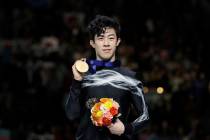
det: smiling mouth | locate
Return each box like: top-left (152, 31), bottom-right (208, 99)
top-left (102, 49), bottom-right (111, 53)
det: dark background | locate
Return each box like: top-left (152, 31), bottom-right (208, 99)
top-left (0, 0), bottom-right (210, 139)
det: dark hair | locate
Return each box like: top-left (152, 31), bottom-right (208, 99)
top-left (87, 15), bottom-right (121, 41)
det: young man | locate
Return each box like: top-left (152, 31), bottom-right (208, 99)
top-left (65, 15), bottom-right (149, 140)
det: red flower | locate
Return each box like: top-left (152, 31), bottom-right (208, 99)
top-left (102, 117), bottom-right (112, 126)
top-left (110, 107), bottom-right (118, 116)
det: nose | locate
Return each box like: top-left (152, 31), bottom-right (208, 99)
top-left (103, 38), bottom-right (109, 46)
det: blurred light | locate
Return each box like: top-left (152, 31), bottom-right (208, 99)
top-left (143, 86), bottom-right (149, 94)
top-left (157, 87), bottom-right (164, 94)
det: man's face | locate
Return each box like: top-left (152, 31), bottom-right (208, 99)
top-left (90, 27), bottom-right (121, 61)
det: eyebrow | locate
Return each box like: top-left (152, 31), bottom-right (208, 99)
top-left (107, 34), bottom-right (115, 37)
top-left (98, 33), bottom-right (116, 37)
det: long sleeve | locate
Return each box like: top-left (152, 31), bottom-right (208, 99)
top-left (65, 79), bottom-right (82, 120)
top-left (123, 83), bottom-right (150, 139)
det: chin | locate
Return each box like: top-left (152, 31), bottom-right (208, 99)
top-left (105, 55), bottom-right (114, 60)
top-left (99, 54), bottom-right (114, 61)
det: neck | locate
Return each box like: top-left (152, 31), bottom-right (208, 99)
top-left (96, 56), bottom-right (116, 62)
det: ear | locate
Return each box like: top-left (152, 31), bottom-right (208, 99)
top-left (116, 38), bottom-right (121, 46)
top-left (90, 40), bottom-right (95, 48)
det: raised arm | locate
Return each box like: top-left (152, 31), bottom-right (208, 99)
top-left (65, 61), bottom-right (84, 120)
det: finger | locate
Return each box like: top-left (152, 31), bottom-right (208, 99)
top-left (72, 64), bottom-right (80, 74)
top-left (107, 123), bottom-right (114, 128)
top-left (81, 58), bottom-right (86, 61)
top-left (72, 64), bottom-right (77, 73)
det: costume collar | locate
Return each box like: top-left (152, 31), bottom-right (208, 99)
top-left (87, 59), bottom-right (121, 74)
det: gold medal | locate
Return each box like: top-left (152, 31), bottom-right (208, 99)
top-left (75, 58), bottom-right (89, 73)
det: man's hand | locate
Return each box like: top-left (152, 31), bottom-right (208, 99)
top-left (72, 62), bottom-right (83, 81)
top-left (107, 119), bottom-right (125, 136)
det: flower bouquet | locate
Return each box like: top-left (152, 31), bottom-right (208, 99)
top-left (87, 98), bottom-right (121, 127)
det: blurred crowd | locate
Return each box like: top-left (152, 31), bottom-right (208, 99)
top-left (0, 0), bottom-right (210, 140)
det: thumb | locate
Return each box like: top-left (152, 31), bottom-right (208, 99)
top-left (107, 123), bottom-right (114, 128)
top-left (116, 118), bottom-right (120, 122)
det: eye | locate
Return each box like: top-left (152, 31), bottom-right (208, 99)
top-left (109, 37), bottom-right (115, 40)
top-left (98, 37), bottom-right (104, 40)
